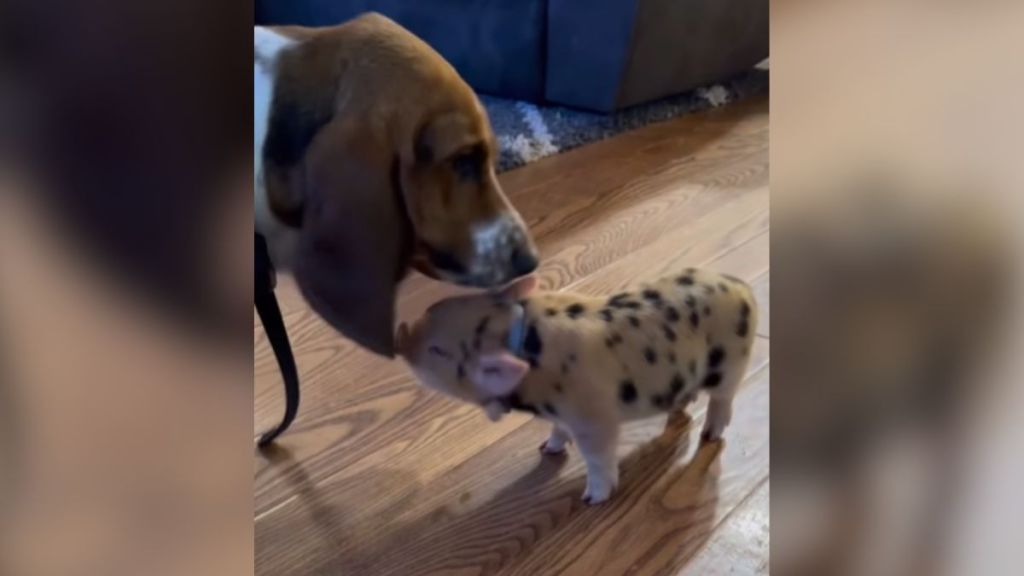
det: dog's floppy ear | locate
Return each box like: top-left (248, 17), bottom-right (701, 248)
top-left (290, 117), bottom-right (413, 357)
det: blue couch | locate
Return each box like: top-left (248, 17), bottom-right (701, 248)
top-left (255, 0), bottom-right (768, 112)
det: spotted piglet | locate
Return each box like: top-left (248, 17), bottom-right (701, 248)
top-left (396, 269), bottom-right (758, 504)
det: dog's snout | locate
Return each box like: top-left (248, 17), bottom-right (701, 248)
top-left (510, 247), bottom-right (538, 277)
top-left (440, 214), bottom-right (537, 287)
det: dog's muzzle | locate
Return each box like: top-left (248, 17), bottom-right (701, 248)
top-left (417, 217), bottom-right (537, 287)
top-left (463, 216), bottom-right (538, 287)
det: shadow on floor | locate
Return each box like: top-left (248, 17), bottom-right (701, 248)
top-left (306, 412), bottom-right (723, 575)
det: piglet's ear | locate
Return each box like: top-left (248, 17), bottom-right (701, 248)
top-left (471, 351), bottom-right (529, 396)
top-left (500, 274), bottom-right (538, 301)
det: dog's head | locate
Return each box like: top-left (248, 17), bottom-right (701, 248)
top-left (261, 17), bottom-right (537, 356)
top-left (404, 108), bottom-right (538, 288)
top-left (396, 276), bottom-right (537, 417)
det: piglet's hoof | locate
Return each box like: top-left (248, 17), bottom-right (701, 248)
top-left (700, 429), bottom-right (725, 444)
top-left (581, 486), bottom-right (612, 505)
top-left (539, 441), bottom-right (567, 455)
top-left (581, 492), bottom-right (610, 506)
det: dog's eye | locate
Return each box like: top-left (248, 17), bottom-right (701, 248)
top-left (450, 147), bottom-right (484, 181)
top-left (428, 345), bottom-right (452, 359)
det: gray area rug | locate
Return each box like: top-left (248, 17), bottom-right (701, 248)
top-left (483, 67), bottom-right (769, 173)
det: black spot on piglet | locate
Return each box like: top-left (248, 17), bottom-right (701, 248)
top-left (737, 321), bottom-right (749, 337)
top-left (644, 347), bottom-right (657, 364)
top-left (664, 306), bottom-right (680, 323)
top-left (608, 293), bottom-right (632, 306)
top-left (566, 303), bottom-right (585, 319)
top-left (620, 380), bottom-right (638, 404)
top-left (670, 373), bottom-right (685, 393)
top-left (475, 316), bottom-right (491, 336)
top-left (708, 346), bottom-right (726, 369)
top-left (524, 324), bottom-right (543, 357)
top-left (703, 372), bottom-right (723, 388)
top-left (609, 293), bottom-right (642, 310)
top-left (505, 392), bottom-right (539, 415)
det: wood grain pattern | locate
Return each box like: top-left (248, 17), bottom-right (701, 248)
top-left (681, 480), bottom-right (770, 575)
top-left (255, 95), bottom-right (769, 575)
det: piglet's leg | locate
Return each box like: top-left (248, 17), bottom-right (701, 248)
top-left (700, 351), bottom-right (752, 441)
top-left (540, 424), bottom-right (571, 455)
top-left (701, 395), bottom-right (734, 442)
top-left (573, 424), bottom-right (620, 505)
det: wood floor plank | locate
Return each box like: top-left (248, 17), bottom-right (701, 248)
top-left (254, 96), bottom-right (769, 575)
top-left (679, 479), bottom-right (770, 575)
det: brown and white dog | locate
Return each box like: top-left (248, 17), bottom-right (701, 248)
top-left (255, 14), bottom-right (537, 356)
top-left (396, 271), bottom-right (759, 503)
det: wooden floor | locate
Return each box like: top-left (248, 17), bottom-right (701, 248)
top-left (255, 95), bottom-right (769, 576)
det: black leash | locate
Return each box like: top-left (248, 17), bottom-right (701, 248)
top-left (255, 233), bottom-right (300, 447)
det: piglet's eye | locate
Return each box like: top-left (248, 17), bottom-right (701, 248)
top-left (428, 345), bottom-right (452, 359)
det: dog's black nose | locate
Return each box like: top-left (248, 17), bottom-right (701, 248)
top-left (511, 248), bottom-right (539, 276)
